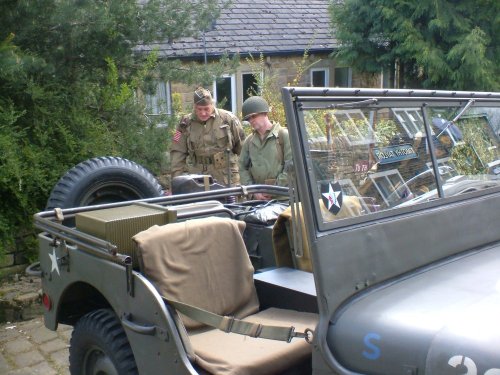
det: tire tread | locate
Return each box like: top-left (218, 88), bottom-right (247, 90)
top-left (46, 156), bottom-right (163, 210)
top-left (69, 308), bottom-right (138, 375)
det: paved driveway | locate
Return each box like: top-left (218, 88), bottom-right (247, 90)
top-left (0, 317), bottom-right (71, 375)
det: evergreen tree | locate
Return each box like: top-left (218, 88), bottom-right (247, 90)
top-left (0, 0), bottom-right (236, 258)
top-left (330, 0), bottom-right (499, 90)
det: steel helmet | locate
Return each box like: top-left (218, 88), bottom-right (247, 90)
top-left (242, 96), bottom-right (269, 120)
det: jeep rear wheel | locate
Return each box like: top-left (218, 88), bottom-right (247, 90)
top-left (46, 156), bottom-right (164, 210)
top-left (70, 309), bottom-right (138, 375)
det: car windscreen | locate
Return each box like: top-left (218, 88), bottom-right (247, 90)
top-left (298, 99), bottom-right (500, 227)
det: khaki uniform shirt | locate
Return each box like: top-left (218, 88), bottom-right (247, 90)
top-left (239, 122), bottom-right (291, 186)
top-left (170, 108), bottom-right (245, 186)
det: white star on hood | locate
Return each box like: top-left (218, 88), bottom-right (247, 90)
top-left (49, 248), bottom-right (60, 276)
top-left (322, 183), bottom-right (341, 211)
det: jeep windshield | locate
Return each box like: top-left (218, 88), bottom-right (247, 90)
top-left (282, 89), bottom-right (500, 229)
top-left (281, 88), bottom-right (500, 375)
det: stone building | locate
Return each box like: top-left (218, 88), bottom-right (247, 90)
top-left (136, 0), bottom-right (389, 119)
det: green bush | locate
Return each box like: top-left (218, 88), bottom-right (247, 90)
top-left (0, 0), bottom-right (235, 262)
top-left (0, 39), bottom-right (167, 260)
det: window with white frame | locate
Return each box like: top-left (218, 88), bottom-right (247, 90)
top-left (144, 81), bottom-right (171, 126)
top-left (311, 68), bottom-right (329, 87)
top-left (392, 108), bottom-right (425, 137)
top-left (392, 108), bottom-right (463, 145)
top-left (334, 67), bottom-right (352, 87)
top-left (368, 169), bottom-right (406, 206)
top-left (242, 72), bottom-right (259, 102)
top-left (330, 109), bottom-right (377, 145)
top-left (213, 75), bottom-right (236, 113)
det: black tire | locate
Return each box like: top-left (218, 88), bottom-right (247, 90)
top-left (46, 156), bottom-right (164, 210)
top-left (70, 309), bottom-right (138, 375)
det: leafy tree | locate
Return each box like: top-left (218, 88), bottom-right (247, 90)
top-left (329, 0), bottom-right (499, 90)
top-left (0, 0), bottom-right (237, 258)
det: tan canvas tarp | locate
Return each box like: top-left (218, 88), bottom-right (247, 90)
top-left (133, 217), bottom-right (259, 329)
top-left (134, 217), bottom-right (318, 374)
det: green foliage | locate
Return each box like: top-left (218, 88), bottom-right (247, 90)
top-left (450, 117), bottom-right (497, 175)
top-left (374, 119), bottom-right (399, 145)
top-left (102, 57), bottom-right (133, 111)
top-left (0, 0), bottom-right (232, 259)
top-left (451, 144), bottom-right (486, 175)
top-left (246, 53), bottom-right (284, 125)
top-left (330, 0), bottom-right (499, 90)
top-left (246, 51), bottom-right (319, 126)
top-left (302, 108), bottom-right (400, 150)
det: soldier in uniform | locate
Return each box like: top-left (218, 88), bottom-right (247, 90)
top-left (170, 87), bottom-right (245, 186)
top-left (239, 96), bottom-right (292, 200)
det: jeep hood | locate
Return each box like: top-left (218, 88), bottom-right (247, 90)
top-left (327, 244), bottom-right (500, 375)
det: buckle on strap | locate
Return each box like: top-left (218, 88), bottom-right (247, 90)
top-left (219, 316), bottom-right (235, 333)
top-left (288, 327), bottom-right (314, 344)
top-left (248, 323), bottom-right (263, 338)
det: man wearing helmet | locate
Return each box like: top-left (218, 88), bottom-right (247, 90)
top-left (170, 87), bottom-right (245, 186)
top-left (239, 96), bottom-right (292, 200)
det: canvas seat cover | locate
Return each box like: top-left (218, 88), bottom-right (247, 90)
top-left (272, 197), bottom-right (362, 272)
top-left (133, 217), bottom-right (318, 375)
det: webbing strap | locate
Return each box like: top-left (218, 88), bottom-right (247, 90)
top-left (163, 297), bottom-right (311, 343)
top-left (286, 161), bottom-right (303, 259)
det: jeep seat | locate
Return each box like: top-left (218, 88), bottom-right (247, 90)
top-left (133, 217), bottom-right (318, 375)
top-left (272, 197), bottom-right (362, 272)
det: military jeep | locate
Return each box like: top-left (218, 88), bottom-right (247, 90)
top-left (35, 88), bottom-right (500, 375)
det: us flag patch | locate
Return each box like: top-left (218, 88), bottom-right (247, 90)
top-left (172, 130), bottom-right (182, 143)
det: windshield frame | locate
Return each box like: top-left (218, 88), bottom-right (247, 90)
top-left (282, 88), bottom-right (500, 234)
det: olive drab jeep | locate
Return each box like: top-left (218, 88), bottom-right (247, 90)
top-left (35, 88), bottom-right (500, 375)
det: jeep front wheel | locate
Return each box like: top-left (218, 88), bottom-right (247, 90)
top-left (69, 309), bottom-right (138, 375)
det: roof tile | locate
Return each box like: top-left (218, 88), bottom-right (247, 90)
top-left (148, 0), bottom-right (335, 59)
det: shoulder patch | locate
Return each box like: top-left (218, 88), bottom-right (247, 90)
top-left (172, 129), bottom-right (182, 143)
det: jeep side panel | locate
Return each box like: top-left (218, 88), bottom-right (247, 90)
top-left (39, 232), bottom-right (197, 375)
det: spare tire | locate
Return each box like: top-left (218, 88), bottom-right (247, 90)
top-left (46, 156), bottom-right (164, 210)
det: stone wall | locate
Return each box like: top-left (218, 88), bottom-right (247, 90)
top-left (170, 54), bottom-right (377, 116)
top-left (0, 239), bottom-right (28, 280)
top-left (0, 245), bottom-right (29, 279)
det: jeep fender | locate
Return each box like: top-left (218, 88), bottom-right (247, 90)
top-left (39, 234), bottom-right (195, 375)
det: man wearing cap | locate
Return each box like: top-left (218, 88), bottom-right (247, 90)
top-left (170, 87), bottom-right (245, 186)
top-left (239, 96), bottom-right (292, 200)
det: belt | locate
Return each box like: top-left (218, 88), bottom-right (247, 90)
top-left (196, 156), bottom-right (213, 165)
